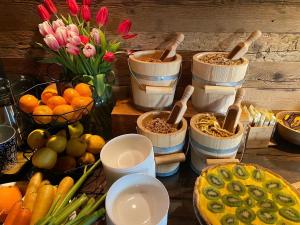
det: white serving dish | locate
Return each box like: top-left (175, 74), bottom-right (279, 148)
top-left (106, 173), bottom-right (169, 225)
top-left (100, 134), bottom-right (156, 187)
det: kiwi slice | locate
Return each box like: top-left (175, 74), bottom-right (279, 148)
top-left (252, 168), bottom-right (265, 182)
top-left (244, 197), bottom-right (256, 208)
top-left (206, 173), bottom-right (224, 189)
top-left (227, 181), bottom-right (246, 196)
top-left (264, 180), bottom-right (283, 193)
top-left (233, 165), bottom-right (250, 180)
top-left (273, 192), bottom-right (296, 206)
top-left (207, 201), bottom-right (225, 213)
top-left (257, 209), bottom-right (277, 224)
top-left (236, 207), bottom-right (256, 223)
top-left (222, 194), bottom-right (243, 207)
top-left (279, 207), bottom-right (300, 222)
top-left (218, 167), bottom-right (233, 181)
top-left (258, 199), bottom-right (278, 212)
top-left (221, 214), bottom-right (239, 225)
top-left (202, 187), bottom-right (221, 200)
top-left (247, 185), bottom-right (268, 201)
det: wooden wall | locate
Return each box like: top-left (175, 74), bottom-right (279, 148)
top-left (1, 0), bottom-right (300, 110)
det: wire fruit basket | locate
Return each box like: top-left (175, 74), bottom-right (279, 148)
top-left (16, 81), bottom-right (94, 127)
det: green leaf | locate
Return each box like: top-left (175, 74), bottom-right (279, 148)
top-left (94, 74), bottom-right (106, 97)
top-left (99, 30), bottom-right (107, 51)
top-left (68, 14), bottom-right (73, 24)
top-left (109, 41), bottom-right (121, 52)
top-left (60, 14), bottom-right (69, 24)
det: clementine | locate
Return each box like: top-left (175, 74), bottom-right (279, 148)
top-left (75, 83), bottom-right (92, 97)
top-left (71, 96), bottom-right (94, 114)
top-left (33, 105), bottom-right (53, 124)
top-left (47, 96), bottom-right (66, 109)
top-left (19, 94), bottom-right (39, 113)
top-left (63, 88), bottom-right (80, 104)
top-left (41, 83), bottom-right (58, 104)
top-left (0, 185), bottom-right (22, 218)
top-left (53, 104), bottom-right (74, 123)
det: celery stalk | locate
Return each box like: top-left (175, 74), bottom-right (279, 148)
top-left (52, 159), bottom-right (101, 215)
top-left (77, 208), bottom-right (106, 225)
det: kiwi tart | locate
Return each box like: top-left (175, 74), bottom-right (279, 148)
top-left (194, 163), bottom-right (300, 225)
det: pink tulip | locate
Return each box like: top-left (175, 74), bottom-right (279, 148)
top-left (79, 35), bottom-right (89, 45)
top-left (37, 4), bottom-right (51, 21)
top-left (67, 0), bottom-right (79, 16)
top-left (55, 27), bottom-right (68, 46)
top-left (82, 0), bottom-right (91, 6)
top-left (44, 34), bottom-right (60, 51)
top-left (44, 0), bottom-right (57, 14)
top-left (67, 24), bottom-right (79, 35)
top-left (103, 52), bottom-right (115, 62)
top-left (38, 21), bottom-right (54, 36)
top-left (83, 43), bottom-right (96, 58)
top-left (96, 7), bottom-right (108, 26)
top-left (66, 43), bottom-right (80, 55)
top-left (81, 5), bottom-right (91, 22)
top-left (67, 32), bottom-right (81, 46)
top-left (90, 28), bottom-right (100, 44)
top-left (52, 19), bottom-right (65, 31)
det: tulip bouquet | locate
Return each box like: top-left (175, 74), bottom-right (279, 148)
top-left (37, 0), bottom-right (136, 100)
top-left (36, 0), bottom-right (137, 137)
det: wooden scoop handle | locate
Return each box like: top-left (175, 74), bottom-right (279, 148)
top-left (155, 152), bottom-right (186, 165)
top-left (234, 88), bottom-right (246, 106)
top-left (162, 33), bottom-right (185, 61)
top-left (244, 30), bottom-right (262, 46)
top-left (181, 85), bottom-right (194, 104)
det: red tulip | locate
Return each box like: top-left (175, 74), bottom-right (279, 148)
top-left (122, 33), bottom-right (138, 39)
top-left (81, 5), bottom-right (91, 22)
top-left (117, 19), bottom-right (132, 35)
top-left (67, 0), bottom-right (79, 16)
top-left (79, 35), bottom-right (89, 45)
top-left (103, 52), bottom-right (115, 62)
top-left (96, 7), bottom-right (108, 26)
top-left (44, 0), bottom-right (57, 14)
top-left (82, 0), bottom-right (91, 5)
top-left (37, 4), bottom-right (51, 21)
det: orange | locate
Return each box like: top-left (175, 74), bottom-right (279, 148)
top-left (47, 96), bottom-right (66, 109)
top-left (63, 88), bottom-right (80, 104)
top-left (33, 105), bottom-right (53, 124)
top-left (19, 94), bottom-right (39, 113)
top-left (0, 186), bottom-right (22, 217)
top-left (41, 83), bottom-right (58, 104)
top-left (71, 96), bottom-right (94, 114)
top-left (53, 104), bottom-right (74, 123)
top-left (75, 83), bottom-right (92, 97)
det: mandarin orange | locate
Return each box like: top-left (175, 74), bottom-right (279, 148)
top-left (63, 88), bottom-right (80, 104)
top-left (19, 94), bottom-right (39, 113)
top-left (75, 83), bottom-right (92, 97)
top-left (46, 96), bottom-right (66, 109)
top-left (41, 84), bottom-right (58, 104)
top-left (32, 105), bottom-right (53, 124)
top-left (0, 185), bottom-right (22, 220)
top-left (53, 104), bottom-right (74, 123)
top-left (71, 96), bottom-right (94, 114)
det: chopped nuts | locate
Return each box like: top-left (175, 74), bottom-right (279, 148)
top-left (144, 118), bottom-right (177, 134)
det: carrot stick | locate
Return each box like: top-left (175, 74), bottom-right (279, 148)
top-left (11, 207), bottom-right (31, 225)
top-left (4, 201), bottom-right (22, 225)
top-left (30, 185), bottom-right (54, 225)
top-left (24, 173), bottom-right (43, 212)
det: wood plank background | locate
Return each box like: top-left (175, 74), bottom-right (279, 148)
top-left (1, 0), bottom-right (300, 110)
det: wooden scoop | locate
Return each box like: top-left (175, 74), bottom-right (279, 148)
top-left (222, 88), bottom-right (246, 133)
top-left (167, 85), bottom-right (194, 126)
top-left (159, 33), bottom-right (185, 62)
top-left (228, 30), bottom-right (262, 60)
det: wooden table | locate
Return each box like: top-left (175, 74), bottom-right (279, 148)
top-left (158, 143), bottom-right (300, 225)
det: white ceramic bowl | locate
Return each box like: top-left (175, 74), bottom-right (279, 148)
top-left (100, 134), bottom-right (156, 187)
top-left (106, 173), bottom-right (170, 225)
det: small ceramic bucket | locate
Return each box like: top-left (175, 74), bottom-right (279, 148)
top-left (106, 173), bottom-right (170, 225)
top-left (100, 134), bottom-right (155, 187)
top-left (0, 125), bottom-right (17, 170)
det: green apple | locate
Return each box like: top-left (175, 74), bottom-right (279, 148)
top-left (32, 147), bottom-right (57, 169)
top-left (66, 138), bottom-right (87, 157)
top-left (68, 122), bottom-right (84, 138)
top-left (46, 135), bottom-right (67, 153)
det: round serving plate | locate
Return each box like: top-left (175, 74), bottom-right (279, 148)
top-left (193, 193), bottom-right (207, 225)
